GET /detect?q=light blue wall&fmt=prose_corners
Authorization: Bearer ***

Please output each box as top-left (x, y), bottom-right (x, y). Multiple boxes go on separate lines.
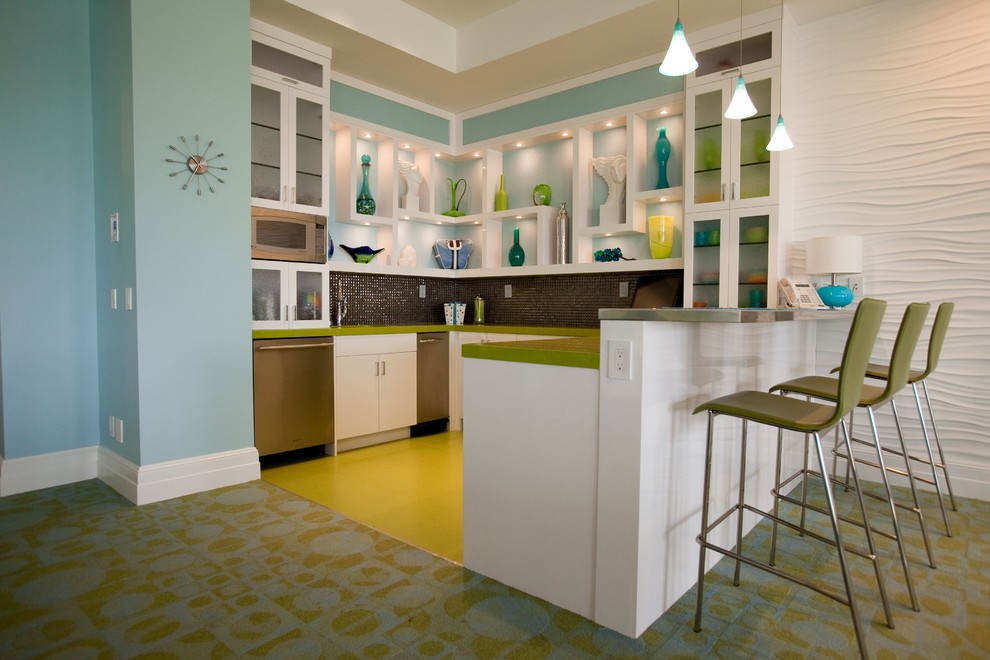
top-left (129, 0), bottom-right (252, 464)
top-left (462, 65), bottom-right (683, 145)
top-left (90, 0), bottom-right (140, 463)
top-left (331, 81), bottom-right (451, 145)
top-left (0, 0), bottom-right (99, 459)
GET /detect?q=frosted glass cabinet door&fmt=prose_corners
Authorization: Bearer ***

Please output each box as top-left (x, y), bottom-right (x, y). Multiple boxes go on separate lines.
top-left (252, 264), bottom-right (287, 329)
top-left (293, 95), bottom-right (324, 209)
top-left (689, 85), bottom-right (729, 209)
top-left (251, 82), bottom-right (285, 206)
top-left (291, 267), bottom-right (326, 325)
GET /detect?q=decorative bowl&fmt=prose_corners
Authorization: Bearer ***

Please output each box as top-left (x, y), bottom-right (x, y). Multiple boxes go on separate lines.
top-left (340, 245), bottom-right (384, 264)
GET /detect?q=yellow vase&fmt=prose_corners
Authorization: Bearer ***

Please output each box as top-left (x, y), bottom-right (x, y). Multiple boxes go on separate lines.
top-left (648, 215), bottom-right (675, 259)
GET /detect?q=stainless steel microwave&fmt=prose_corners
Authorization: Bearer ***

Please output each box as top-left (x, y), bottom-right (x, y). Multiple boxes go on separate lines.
top-left (251, 207), bottom-right (327, 263)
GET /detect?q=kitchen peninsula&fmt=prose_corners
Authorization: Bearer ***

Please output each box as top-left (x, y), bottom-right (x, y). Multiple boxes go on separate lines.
top-left (462, 308), bottom-right (850, 638)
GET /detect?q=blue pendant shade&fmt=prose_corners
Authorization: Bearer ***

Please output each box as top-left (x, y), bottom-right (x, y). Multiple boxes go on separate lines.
top-left (659, 20), bottom-right (698, 76)
top-left (725, 75), bottom-right (757, 119)
top-left (766, 114), bottom-right (794, 151)
top-left (806, 236), bottom-right (863, 308)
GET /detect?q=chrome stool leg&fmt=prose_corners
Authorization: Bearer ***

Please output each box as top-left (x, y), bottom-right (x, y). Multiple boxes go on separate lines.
top-left (916, 380), bottom-right (956, 528)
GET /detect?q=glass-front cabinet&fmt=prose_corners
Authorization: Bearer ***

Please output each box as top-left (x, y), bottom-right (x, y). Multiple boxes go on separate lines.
top-left (252, 260), bottom-right (328, 330)
top-left (250, 22), bottom-right (331, 215)
top-left (686, 70), bottom-right (778, 212)
top-left (684, 207), bottom-right (777, 309)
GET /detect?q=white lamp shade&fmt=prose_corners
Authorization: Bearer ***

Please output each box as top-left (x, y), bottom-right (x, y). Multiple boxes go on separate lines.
top-left (658, 21), bottom-right (698, 76)
top-left (766, 115), bottom-right (794, 151)
top-left (806, 235), bottom-right (863, 275)
top-left (724, 75), bottom-right (757, 119)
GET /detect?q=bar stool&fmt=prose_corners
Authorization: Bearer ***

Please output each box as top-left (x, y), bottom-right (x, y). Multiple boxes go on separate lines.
top-left (693, 298), bottom-right (889, 660)
top-left (862, 302), bottom-right (956, 536)
top-left (770, 302), bottom-right (933, 614)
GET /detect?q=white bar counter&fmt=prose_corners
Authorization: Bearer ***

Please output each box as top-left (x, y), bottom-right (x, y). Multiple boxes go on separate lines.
top-left (462, 308), bottom-right (851, 638)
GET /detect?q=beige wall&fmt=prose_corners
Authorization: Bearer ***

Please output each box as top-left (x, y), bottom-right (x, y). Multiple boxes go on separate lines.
top-left (791, 0), bottom-right (990, 498)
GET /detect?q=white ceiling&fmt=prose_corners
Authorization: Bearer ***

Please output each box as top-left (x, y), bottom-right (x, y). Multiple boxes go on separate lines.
top-left (249, 0), bottom-right (884, 114)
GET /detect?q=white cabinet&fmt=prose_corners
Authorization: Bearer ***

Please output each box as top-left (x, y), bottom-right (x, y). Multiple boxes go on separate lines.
top-left (685, 69), bottom-right (779, 212)
top-left (334, 334), bottom-right (417, 440)
top-left (684, 207), bottom-right (778, 309)
top-left (251, 260), bottom-right (328, 329)
top-left (250, 22), bottom-right (331, 215)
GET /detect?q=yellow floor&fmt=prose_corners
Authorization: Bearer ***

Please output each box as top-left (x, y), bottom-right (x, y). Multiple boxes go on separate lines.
top-left (260, 431), bottom-right (463, 563)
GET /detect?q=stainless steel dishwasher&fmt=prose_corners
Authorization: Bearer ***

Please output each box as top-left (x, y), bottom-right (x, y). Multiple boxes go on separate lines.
top-left (412, 332), bottom-right (449, 436)
top-left (252, 337), bottom-right (334, 456)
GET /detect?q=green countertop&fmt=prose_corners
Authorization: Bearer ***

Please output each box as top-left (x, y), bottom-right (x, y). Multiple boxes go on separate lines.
top-left (252, 325), bottom-right (599, 340)
top-left (461, 337), bottom-right (600, 370)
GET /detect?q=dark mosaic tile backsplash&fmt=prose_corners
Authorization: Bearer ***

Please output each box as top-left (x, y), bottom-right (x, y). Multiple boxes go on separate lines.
top-left (328, 270), bottom-right (683, 328)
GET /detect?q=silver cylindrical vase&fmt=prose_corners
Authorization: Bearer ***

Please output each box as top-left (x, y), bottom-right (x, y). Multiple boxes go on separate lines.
top-left (555, 202), bottom-right (569, 264)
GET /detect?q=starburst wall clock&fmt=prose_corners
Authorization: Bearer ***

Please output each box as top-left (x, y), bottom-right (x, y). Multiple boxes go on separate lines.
top-left (165, 134), bottom-right (228, 194)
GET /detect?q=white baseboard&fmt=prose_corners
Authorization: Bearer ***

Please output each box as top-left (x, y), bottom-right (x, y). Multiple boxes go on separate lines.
top-left (98, 446), bottom-right (261, 505)
top-left (0, 447), bottom-right (99, 496)
top-left (0, 444), bottom-right (260, 505)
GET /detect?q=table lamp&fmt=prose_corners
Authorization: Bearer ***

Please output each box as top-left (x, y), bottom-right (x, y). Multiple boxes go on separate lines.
top-left (805, 235), bottom-right (862, 308)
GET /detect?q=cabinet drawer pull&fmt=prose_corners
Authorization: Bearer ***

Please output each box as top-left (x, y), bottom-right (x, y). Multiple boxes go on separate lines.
top-left (281, 76), bottom-right (299, 85)
top-left (382, 360), bottom-right (386, 376)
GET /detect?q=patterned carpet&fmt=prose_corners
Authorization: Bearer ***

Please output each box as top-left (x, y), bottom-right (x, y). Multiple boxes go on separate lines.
top-left (0, 477), bottom-right (987, 658)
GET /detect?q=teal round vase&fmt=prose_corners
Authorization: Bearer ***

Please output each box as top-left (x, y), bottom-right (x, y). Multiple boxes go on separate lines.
top-left (508, 227), bottom-right (525, 266)
top-left (356, 154), bottom-right (376, 215)
top-left (655, 127), bottom-right (671, 189)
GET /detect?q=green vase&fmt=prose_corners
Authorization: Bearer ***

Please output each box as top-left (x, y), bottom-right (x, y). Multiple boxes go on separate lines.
top-left (356, 154), bottom-right (376, 215)
top-left (508, 226), bottom-right (525, 266)
top-left (494, 174), bottom-right (508, 211)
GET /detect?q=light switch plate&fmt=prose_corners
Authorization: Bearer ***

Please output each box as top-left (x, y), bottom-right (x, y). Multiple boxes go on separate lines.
top-left (110, 212), bottom-right (119, 242)
top-left (419, 284), bottom-right (426, 298)
top-left (505, 284), bottom-right (512, 298)
top-left (619, 281), bottom-right (629, 297)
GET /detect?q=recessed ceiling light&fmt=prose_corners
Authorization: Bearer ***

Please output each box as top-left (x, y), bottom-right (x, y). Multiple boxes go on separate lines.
top-left (363, 222), bottom-right (370, 226)
top-left (604, 233), bottom-right (612, 237)
top-left (660, 109), bottom-right (669, 115)
top-left (473, 152), bottom-right (481, 158)
top-left (402, 144), bottom-right (410, 149)
top-left (516, 142), bottom-right (523, 148)
top-left (363, 132), bottom-right (372, 139)
top-left (435, 152), bottom-right (442, 158)
top-left (606, 121), bottom-right (614, 128)
top-left (436, 221), bottom-right (442, 225)
top-left (659, 197), bottom-right (668, 202)
top-left (561, 131), bottom-right (569, 137)
top-left (474, 221), bottom-right (481, 225)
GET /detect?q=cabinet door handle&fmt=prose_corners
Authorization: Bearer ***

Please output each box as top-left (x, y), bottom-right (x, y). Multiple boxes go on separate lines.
top-left (281, 76), bottom-right (299, 85)
top-left (732, 182), bottom-right (737, 200)
top-left (375, 361), bottom-right (379, 377)
top-left (381, 360), bottom-right (386, 376)
top-left (291, 186), bottom-right (296, 204)
top-left (283, 305), bottom-right (288, 321)
top-left (720, 184), bottom-right (726, 201)
top-left (282, 185), bottom-right (287, 202)
top-left (291, 305), bottom-right (297, 321)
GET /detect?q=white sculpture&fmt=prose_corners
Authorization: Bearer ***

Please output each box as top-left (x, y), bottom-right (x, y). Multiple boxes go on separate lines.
top-left (592, 155), bottom-right (627, 226)
top-left (398, 244), bottom-right (416, 267)
top-left (398, 160), bottom-right (424, 211)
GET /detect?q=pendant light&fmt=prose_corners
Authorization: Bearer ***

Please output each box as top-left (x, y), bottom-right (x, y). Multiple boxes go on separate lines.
top-left (724, 0), bottom-right (757, 119)
top-left (766, 115), bottom-right (794, 151)
top-left (658, 0), bottom-right (698, 76)
top-left (765, 1), bottom-right (794, 150)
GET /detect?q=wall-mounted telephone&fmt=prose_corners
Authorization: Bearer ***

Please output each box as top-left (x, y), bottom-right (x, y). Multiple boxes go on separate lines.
top-left (778, 277), bottom-right (827, 309)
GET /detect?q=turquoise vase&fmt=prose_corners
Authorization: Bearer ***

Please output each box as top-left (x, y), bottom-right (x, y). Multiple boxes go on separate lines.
top-left (655, 127), bottom-right (671, 189)
top-left (508, 227), bottom-right (525, 266)
top-left (356, 154), bottom-right (376, 215)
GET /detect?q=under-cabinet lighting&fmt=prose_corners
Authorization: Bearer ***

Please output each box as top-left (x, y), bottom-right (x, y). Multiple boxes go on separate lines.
top-left (605, 122), bottom-right (614, 128)
top-left (561, 131), bottom-right (569, 137)
top-left (473, 152), bottom-right (481, 158)
top-left (516, 215), bottom-right (523, 219)
top-left (402, 144), bottom-right (410, 149)
top-left (363, 222), bottom-right (370, 226)
top-left (605, 233), bottom-right (613, 237)
top-left (435, 152), bottom-right (442, 158)
top-left (402, 216), bottom-right (410, 220)
top-left (660, 109), bottom-right (669, 115)
top-left (436, 221), bottom-right (442, 225)
top-left (660, 197), bottom-right (668, 202)
top-left (474, 221), bottom-right (481, 225)
top-left (363, 132), bottom-right (372, 139)
top-left (516, 142), bottom-right (523, 148)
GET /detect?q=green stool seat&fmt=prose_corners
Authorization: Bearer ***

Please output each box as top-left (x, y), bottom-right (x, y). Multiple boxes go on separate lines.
top-left (771, 302), bottom-right (933, 615)
top-left (692, 298), bottom-right (889, 660)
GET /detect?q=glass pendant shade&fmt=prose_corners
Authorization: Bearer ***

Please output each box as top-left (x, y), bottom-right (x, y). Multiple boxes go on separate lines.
top-left (658, 21), bottom-right (698, 76)
top-left (766, 114), bottom-right (794, 151)
top-left (724, 75), bottom-right (757, 119)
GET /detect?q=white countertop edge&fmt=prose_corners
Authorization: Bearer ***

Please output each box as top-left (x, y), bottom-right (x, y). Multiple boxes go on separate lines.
top-left (598, 307), bottom-right (855, 323)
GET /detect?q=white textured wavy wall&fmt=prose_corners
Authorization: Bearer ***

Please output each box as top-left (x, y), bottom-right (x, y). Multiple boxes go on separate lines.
top-left (791, 0), bottom-right (990, 499)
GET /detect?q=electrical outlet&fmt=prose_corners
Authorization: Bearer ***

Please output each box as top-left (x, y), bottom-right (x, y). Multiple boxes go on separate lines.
top-left (619, 281), bottom-right (629, 298)
top-left (505, 284), bottom-right (512, 298)
top-left (847, 275), bottom-right (864, 294)
top-left (419, 284), bottom-right (426, 298)
top-left (607, 340), bottom-right (633, 380)
top-left (109, 415), bottom-right (116, 439)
